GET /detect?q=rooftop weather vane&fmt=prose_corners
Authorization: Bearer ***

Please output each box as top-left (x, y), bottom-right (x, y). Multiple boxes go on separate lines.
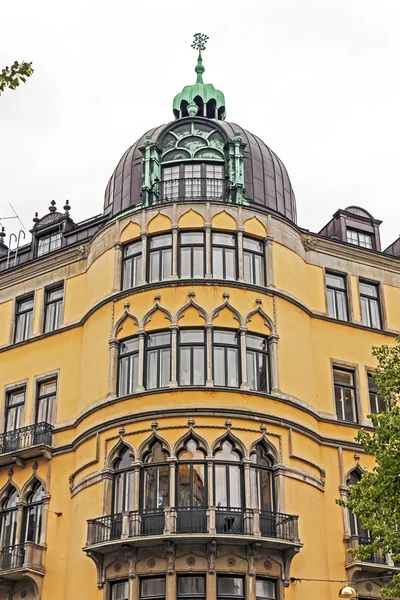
top-left (191, 33), bottom-right (209, 57)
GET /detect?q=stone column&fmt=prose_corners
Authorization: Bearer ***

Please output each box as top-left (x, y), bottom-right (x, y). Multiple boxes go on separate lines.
top-left (136, 330), bottom-right (146, 392)
top-left (206, 456), bottom-right (215, 534)
top-left (205, 224), bottom-right (212, 279)
top-left (108, 338), bottom-right (119, 398)
top-left (113, 241), bottom-right (123, 292)
top-left (169, 325), bottom-right (178, 388)
top-left (264, 235), bottom-right (274, 287)
top-left (171, 225), bottom-right (179, 280)
top-left (243, 458), bottom-right (251, 508)
top-left (237, 227), bottom-right (245, 282)
top-left (205, 324), bottom-right (214, 386)
top-left (133, 462), bottom-right (142, 511)
top-left (168, 457), bottom-right (177, 508)
top-left (269, 333), bottom-right (279, 392)
top-left (139, 230), bottom-right (148, 285)
top-left (239, 327), bottom-right (249, 390)
top-left (15, 501), bottom-right (25, 545)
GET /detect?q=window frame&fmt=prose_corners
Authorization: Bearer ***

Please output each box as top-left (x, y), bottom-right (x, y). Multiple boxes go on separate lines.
top-left (140, 443), bottom-right (170, 511)
top-left (14, 294), bottom-right (34, 343)
top-left (346, 228), bottom-right (373, 249)
top-left (332, 366), bottom-right (358, 423)
top-left (44, 284), bottom-right (64, 333)
top-left (122, 239), bottom-right (142, 290)
top-left (178, 328), bottom-right (206, 386)
top-left (118, 337), bottom-right (140, 396)
top-left (367, 372), bottom-right (386, 414)
top-left (161, 162), bottom-right (225, 201)
top-left (4, 387), bottom-right (26, 433)
top-left (176, 442), bottom-right (208, 509)
top-left (213, 443), bottom-right (244, 509)
top-left (37, 229), bottom-right (62, 257)
top-left (243, 236), bottom-right (265, 286)
top-left (359, 279), bottom-right (382, 329)
top-left (217, 575), bottom-right (245, 600)
top-left (112, 448), bottom-right (135, 515)
top-left (213, 329), bottom-right (240, 388)
top-left (255, 577), bottom-right (277, 600)
top-left (147, 233), bottom-right (173, 283)
top-left (36, 377), bottom-right (57, 425)
top-left (110, 580), bottom-right (129, 600)
top-left (177, 574), bottom-right (206, 600)
top-left (246, 334), bottom-right (270, 393)
top-left (325, 271), bottom-right (349, 321)
top-left (211, 232), bottom-right (238, 281)
top-left (23, 482), bottom-right (44, 544)
top-left (178, 230), bottom-right (206, 279)
top-left (145, 331), bottom-right (172, 390)
top-left (139, 576), bottom-right (166, 600)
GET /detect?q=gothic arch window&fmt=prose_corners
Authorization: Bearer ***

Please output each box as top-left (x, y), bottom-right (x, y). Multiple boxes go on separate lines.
top-left (347, 470), bottom-right (369, 538)
top-left (213, 439), bottom-right (244, 533)
top-left (113, 447), bottom-right (135, 515)
top-left (0, 487), bottom-right (18, 550)
top-left (176, 439), bottom-right (207, 533)
top-left (250, 444), bottom-right (275, 512)
top-left (24, 482), bottom-right (44, 544)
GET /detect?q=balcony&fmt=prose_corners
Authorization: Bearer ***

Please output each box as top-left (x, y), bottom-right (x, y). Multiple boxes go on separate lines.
top-left (345, 535), bottom-right (400, 577)
top-left (85, 506), bottom-right (300, 553)
top-left (150, 178), bottom-right (228, 205)
top-left (0, 542), bottom-right (45, 579)
top-left (0, 422), bottom-right (53, 466)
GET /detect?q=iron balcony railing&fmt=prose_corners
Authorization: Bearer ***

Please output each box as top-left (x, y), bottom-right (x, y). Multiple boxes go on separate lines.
top-left (359, 536), bottom-right (387, 565)
top-left (176, 507), bottom-right (207, 534)
top-left (0, 422), bottom-right (53, 455)
top-left (152, 177), bottom-right (228, 204)
top-left (87, 507), bottom-right (299, 545)
top-left (0, 544), bottom-right (25, 570)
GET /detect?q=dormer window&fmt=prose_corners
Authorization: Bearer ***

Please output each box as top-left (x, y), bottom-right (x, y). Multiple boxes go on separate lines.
top-left (161, 164), bottom-right (224, 201)
top-left (346, 229), bottom-right (373, 249)
top-left (37, 231), bottom-right (62, 256)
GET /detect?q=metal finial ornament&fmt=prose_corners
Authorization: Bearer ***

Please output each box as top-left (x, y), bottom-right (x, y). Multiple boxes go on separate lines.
top-left (191, 33), bottom-right (209, 57)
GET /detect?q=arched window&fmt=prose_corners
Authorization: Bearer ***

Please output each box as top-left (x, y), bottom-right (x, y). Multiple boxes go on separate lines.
top-left (176, 439), bottom-right (207, 533)
top-left (141, 442), bottom-right (169, 535)
top-left (0, 488), bottom-right (18, 550)
top-left (214, 440), bottom-right (243, 534)
top-left (347, 471), bottom-right (369, 538)
top-left (250, 444), bottom-right (274, 512)
top-left (24, 482), bottom-right (44, 544)
top-left (113, 447), bottom-right (134, 514)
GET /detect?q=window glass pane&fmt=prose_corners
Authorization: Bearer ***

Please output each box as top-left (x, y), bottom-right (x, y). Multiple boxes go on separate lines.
top-left (146, 350), bottom-right (158, 389)
top-left (47, 287), bottom-right (63, 301)
top-left (150, 235), bottom-right (172, 249)
top-left (247, 352), bottom-right (257, 391)
top-left (212, 248), bottom-right (224, 279)
top-left (193, 464), bottom-right (206, 506)
top-left (193, 347), bottom-right (205, 385)
top-left (180, 247), bottom-right (191, 278)
top-left (213, 233), bottom-right (235, 247)
top-left (243, 237), bottom-right (263, 252)
top-left (19, 297), bottom-right (34, 312)
top-left (229, 465), bottom-right (242, 507)
top-left (214, 347), bottom-right (225, 386)
top-left (246, 335), bottom-right (265, 350)
top-left (178, 576), bottom-right (205, 595)
top-left (360, 282), bottom-right (378, 297)
top-left (162, 248), bottom-right (172, 280)
top-left (344, 388), bottom-right (356, 421)
top-left (224, 249), bottom-right (236, 280)
top-left (178, 465), bottom-right (190, 506)
top-left (368, 373), bottom-right (378, 394)
top-left (215, 465), bottom-right (227, 507)
top-left (226, 348), bottom-right (238, 387)
top-left (158, 465), bottom-right (169, 507)
top-left (326, 273), bottom-right (345, 289)
top-left (360, 296), bottom-right (370, 326)
top-left (181, 232), bottom-right (203, 245)
top-left (336, 291), bottom-right (348, 321)
top-left (217, 578), bottom-right (244, 596)
top-left (148, 332), bottom-right (170, 347)
top-left (143, 467), bottom-right (155, 508)
top-left (180, 331), bottom-right (204, 344)
top-left (253, 254), bottom-right (264, 286)
top-left (243, 252), bottom-right (253, 283)
top-left (39, 380), bottom-right (57, 395)
top-left (193, 247), bottom-right (204, 278)
top-left (149, 252), bottom-right (160, 283)
top-left (179, 347), bottom-right (191, 385)
top-left (256, 579), bottom-right (276, 600)
top-left (111, 581), bottom-right (129, 600)
top-left (121, 338), bottom-right (139, 355)
top-left (369, 299), bottom-right (381, 328)
top-left (119, 357), bottom-right (129, 396)
top-left (333, 369), bottom-right (353, 386)
top-left (141, 578), bottom-right (166, 598)
top-left (214, 331), bottom-right (237, 345)
top-left (159, 349), bottom-right (170, 387)
top-left (125, 241), bottom-right (142, 257)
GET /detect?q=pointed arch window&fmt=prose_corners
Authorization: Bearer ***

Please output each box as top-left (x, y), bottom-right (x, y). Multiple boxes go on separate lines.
top-left (214, 440), bottom-right (243, 533)
top-left (250, 444), bottom-right (275, 512)
top-left (0, 488), bottom-right (18, 552)
top-left (347, 471), bottom-right (369, 538)
top-left (177, 439), bottom-right (207, 533)
top-left (113, 447), bottom-right (135, 514)
top-left (24, 482), bottom-right (44, 544)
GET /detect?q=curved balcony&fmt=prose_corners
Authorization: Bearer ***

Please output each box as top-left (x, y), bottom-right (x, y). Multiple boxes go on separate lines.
top-left (345, 535), bottom-right (400, 578)
top-left (85, 506), bottom-right (300, 553)
top-left (0, 542), bottom-right (45, 579)
top-left (0, 422), bottom-right (53, 466)
top-left (149, 177), bottom-right (229, 205)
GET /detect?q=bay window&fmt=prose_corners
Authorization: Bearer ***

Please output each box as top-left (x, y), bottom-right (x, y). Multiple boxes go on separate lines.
top-left (161, 163), bottom-right (224, 201)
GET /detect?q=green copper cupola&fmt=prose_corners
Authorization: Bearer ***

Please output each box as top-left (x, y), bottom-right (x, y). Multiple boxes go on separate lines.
top-left (173, 33), bottom-right (226, 120)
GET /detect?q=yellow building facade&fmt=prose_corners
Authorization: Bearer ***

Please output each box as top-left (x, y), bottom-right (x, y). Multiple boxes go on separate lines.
top-left (0, 45), bottom-right (399, 600)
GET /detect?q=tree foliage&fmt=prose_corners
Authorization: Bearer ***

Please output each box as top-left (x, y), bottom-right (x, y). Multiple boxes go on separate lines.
top-left (0, 61), bottom-right (34, 95)
top-left (338, 338), bottom-right (400, 597)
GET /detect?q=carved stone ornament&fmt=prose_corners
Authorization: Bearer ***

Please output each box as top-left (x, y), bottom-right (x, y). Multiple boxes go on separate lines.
top-left (164, 541), bottom-right (175, 575)
top-left (186, 555), bottom-right (196, 566)
top-left (301, 234), bottom-right (318, 252)
top-left (208, 540), bottom-right (217, 574)
top-left (227, 557), bottom-right (236, 568)
top-left (77, 244), bottom-right (89, 258)
top-left (365, 583), bottom-right (373, 592)
top-left (147, 558), bottom-right (156, 568)
top-left (114, 562), bottom-right (122, 572)
top-left (264, 560), bottom-right (272, 570)
top-left (21, 591), bottom-right (27, 599)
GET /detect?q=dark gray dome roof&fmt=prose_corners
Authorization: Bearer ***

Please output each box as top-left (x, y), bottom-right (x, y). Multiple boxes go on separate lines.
top-left (104, 118), bottom-right (297, 223)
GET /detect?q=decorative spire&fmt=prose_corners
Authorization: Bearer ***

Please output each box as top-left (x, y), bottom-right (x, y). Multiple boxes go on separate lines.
top-left (173, 34), bottom-right (226, 121)
top-left (48, 200), bottom-right (57, 213)
top-left (63, 199), bottom-right (71, 215)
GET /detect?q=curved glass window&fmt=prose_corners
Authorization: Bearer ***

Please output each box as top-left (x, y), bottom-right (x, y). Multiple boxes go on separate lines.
top-left (119, 338), bottom-right (139, 396)
top-left (148, 235), bottom-right (172, 283)
top-left (141, 442), bottom-right (169, 511)
top-left (113, 447), bottom-right (134, 514)
top-left (146, 332), bottom-right (171, 390)
top-left (179, 232), bottom-right (205, 279)
top-left (24, 482), bottom-right (44, 544)
top-left (179, 330), bottom-right (206, 386)
top-left (162, 164), bottom-right (224, 201)
top-left (123, 240), bottom-right (142, 290)
top-left (243, 237), bottom-right (265, 286)
top-left (0, 488), bottom-right (18, 549)
top-left (214, 441), bottom-right (242, 509)
top-left (246, 335), bottom-right (270, 392)
top-left (212, 233), bottom-right (237, 280)
top-left (249, 444), bottom-right (274, 511)
top-left (213, 330), bottom-right (239, 388)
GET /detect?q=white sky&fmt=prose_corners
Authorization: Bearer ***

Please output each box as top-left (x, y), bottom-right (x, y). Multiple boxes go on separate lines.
top-left (1, 0), bottom-right (399, 249)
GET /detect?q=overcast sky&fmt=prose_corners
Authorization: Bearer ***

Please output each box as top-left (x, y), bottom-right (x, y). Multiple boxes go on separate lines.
top-left (1, 0), bottom-right (399, 249)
